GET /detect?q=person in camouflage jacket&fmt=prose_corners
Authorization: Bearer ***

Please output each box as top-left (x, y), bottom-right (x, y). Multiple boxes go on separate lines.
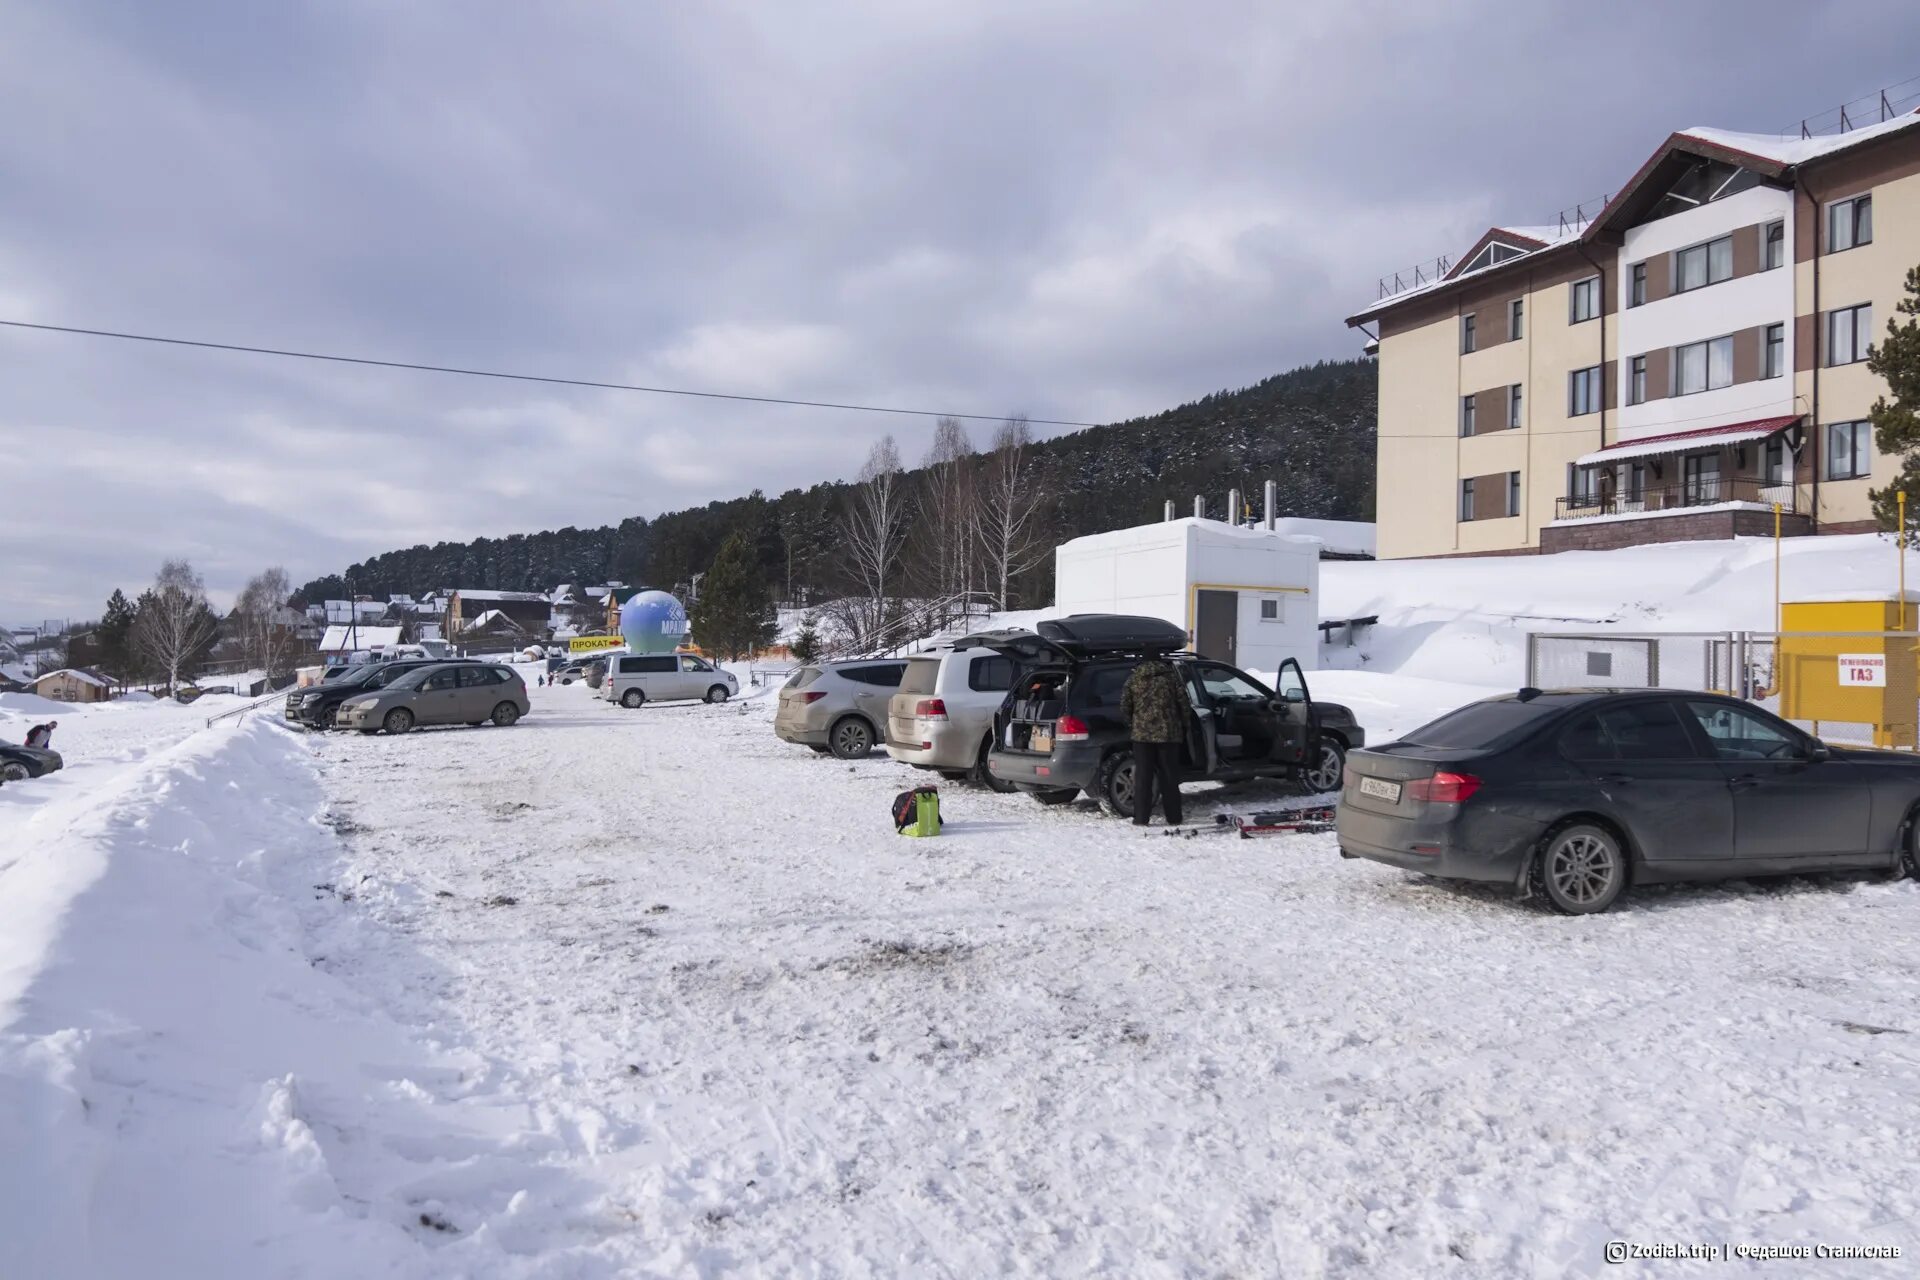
top-left (1121, 658), bottom-right (1188, 825)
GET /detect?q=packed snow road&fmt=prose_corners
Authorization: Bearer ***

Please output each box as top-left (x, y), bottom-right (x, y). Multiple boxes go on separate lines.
top-left (5, 676), bottom-right (1919, 1277)
top-left (296, 679), bottom-right (1920, 1276)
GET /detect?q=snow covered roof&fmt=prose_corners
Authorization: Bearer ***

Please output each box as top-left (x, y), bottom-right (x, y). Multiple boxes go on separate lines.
top-left (1676, 111), bottom-right (1920, 168)
top-left (33, 667), bottom-right (110, 688)
top-left (1351, 109), bottom-right (1920, 326)
top-left (1268, 518), bottom-right (1378, 558)
top-left (1574, 416), bottom-right (1799, 467)
top-left (1785, 589), bottom-right (1920, 604)
top-left (465, 609), bottom-right (528, 632)
top-left (453, 589), bottom-right (549, 603)
top-left (1059, 516), bottom-right (1325, 556)
top-left (318, 624), bottom-right (403, 652)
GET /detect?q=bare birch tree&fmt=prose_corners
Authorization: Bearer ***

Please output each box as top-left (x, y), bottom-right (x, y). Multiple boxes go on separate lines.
top-left (978, 416), bottom-right (1045, 609)
top-left (914, 417), bottom-right (976, 603)
top-left (234, 566), bottom-right (297, 684)
top-left (838, 435), bottom-right (911, 647)
top-left (131, 559), bottom-right (219, 692)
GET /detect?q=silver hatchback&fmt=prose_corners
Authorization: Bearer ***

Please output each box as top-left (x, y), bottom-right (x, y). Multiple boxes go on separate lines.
top-left (774, 660), bottom-right (908, 758)
top-left (337, 663), bottom-right (530, 734)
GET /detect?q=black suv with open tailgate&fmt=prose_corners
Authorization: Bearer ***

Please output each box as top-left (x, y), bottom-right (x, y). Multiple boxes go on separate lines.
top-left (972, 615), bottom-right (1364, 815)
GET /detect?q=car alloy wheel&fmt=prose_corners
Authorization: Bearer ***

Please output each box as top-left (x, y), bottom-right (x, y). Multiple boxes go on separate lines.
top-left (491, 702), bottom-right (520, 727)
top-left (1302, 741), bottom-right (1346, 794)
top-left (0, 762), bottom-right (29, 782)
top-left (1540, 823), bottom-right (1626, 915)
top-left (705, 685), bottom-right (730, 704)
top-left (382, 708), bottom-right (415, 736)
top-left (621, 689), bottom-right (645, 709)
top-left (830, 717), bottom-right (873, 759)
top-left (1097, 753), bottom-right (1136, 818)
top-left (317, 704), bottom-right (339, 731)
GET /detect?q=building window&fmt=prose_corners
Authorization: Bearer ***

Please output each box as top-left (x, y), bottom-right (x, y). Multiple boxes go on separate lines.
top-left (1764, 323), bottom-right (1784, 379)
top-left (1675, 336), bottom-right (1734, 395)
top-left (1630, 263), bottom-right (1647, 307)
top-left (1508, 383), bottom-right (1523, 429)
top-left (1459, 477), bottom-right (1475, 522)
top-left (1629, 355), bottom-right (1647, 405)
top-left (1259, 598), bottom-right (1282, 622)
top-left (1507, 471), bottom-right (1522, 518)
top-left (1569, 276), bottom-right (1600, 323)
top-left (1510, 297), bottom-right (1524, 341)
top-left (1569, 365), bottom-right (1603, 416)
top-left (1763, 220), bottom-right (1785, 270)
top-left (1764, 436), bottom-right (1790, 486)
top-left (1461, 313), bottom-right (1477, 354)
top-left (1827, 303), bottom-right (1872, 366)
top-left (1828, 195), bottom-right (1872, 252)
top-left (1460, 395), bottom-right (1476, 437)
top-left (1827, 420), bottom-right (1870, 480)
top-left (1675, 236), bottom-right (1733, 292)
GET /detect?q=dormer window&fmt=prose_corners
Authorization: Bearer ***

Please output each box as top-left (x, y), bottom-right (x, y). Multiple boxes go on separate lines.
top-left (1460, 240), bottom-right (1531, 274)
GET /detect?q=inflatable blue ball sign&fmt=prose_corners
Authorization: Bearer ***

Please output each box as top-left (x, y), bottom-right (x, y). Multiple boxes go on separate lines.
top-left (619, 590), bottom-right (689, 654)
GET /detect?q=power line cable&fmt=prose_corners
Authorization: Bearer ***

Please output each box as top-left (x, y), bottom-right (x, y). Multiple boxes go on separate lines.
top-left (0, 318), bottom-right (1105, 429)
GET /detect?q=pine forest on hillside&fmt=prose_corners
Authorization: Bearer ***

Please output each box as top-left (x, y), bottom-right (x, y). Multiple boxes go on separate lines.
top-left (293, 358), bottom-right (1377, 615)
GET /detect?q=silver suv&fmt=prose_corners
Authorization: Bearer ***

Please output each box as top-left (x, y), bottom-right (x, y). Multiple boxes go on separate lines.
top-left (885, 644), bottom-right (1018, 788)
top-left (774, 659), bottom-right (908, 758)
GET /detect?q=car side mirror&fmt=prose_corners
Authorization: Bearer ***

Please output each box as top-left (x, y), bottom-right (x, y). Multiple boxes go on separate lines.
top-left (1806, 740), bottom-right (1831, 763)
top-left (1282, 687), bottom-right (1308, 704)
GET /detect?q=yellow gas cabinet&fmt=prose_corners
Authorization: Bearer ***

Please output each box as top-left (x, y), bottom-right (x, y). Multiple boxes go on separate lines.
top-left (1778, 596), bottom-right (1917, 748)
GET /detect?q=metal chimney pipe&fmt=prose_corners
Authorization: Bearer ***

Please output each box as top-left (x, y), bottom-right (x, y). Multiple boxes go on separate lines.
top-left (1163, 499), bottom-right (1175, 522)
top-left (1264, 479), bottom-right (1277, 531)
top-left (1193, 494), bottom-right (1206, 520)
top-left (1227, 488), bottom-right (1241, 527)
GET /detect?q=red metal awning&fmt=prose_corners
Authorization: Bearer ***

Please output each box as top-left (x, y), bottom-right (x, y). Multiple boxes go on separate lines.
top-left (1575, 415), bottom-right (1800, 468)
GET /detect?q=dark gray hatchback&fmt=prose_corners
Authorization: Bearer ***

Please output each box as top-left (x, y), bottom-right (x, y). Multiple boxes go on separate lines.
top-left (1337, 688), bottom-right (1920, 913)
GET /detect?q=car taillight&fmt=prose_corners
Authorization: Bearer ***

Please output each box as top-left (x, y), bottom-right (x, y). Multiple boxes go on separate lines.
top-left (1054, 715), bottom-right (1091, 742)
top-left (915, 698), bottom-right (948, 722)
top-left (1409, 771), bottom-right (1481, 804)
top-left (803, 691), bottom-right (828, 704)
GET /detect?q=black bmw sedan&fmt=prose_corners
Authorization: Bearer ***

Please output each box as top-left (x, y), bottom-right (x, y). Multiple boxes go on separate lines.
top-left (1337, 688), bottom-right (1920, 914)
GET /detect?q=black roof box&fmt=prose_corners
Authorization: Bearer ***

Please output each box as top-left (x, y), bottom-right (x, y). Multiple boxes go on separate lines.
top-left (1036, 614), bottom-right (1188, 657)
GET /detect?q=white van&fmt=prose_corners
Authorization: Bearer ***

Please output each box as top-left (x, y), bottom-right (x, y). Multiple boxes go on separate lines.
top-left (603, 653), bottom-right (739, 708)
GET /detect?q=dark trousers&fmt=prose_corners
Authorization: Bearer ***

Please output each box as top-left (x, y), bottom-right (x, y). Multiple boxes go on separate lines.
top-left (1132, 740), bottom-right (1183, 825)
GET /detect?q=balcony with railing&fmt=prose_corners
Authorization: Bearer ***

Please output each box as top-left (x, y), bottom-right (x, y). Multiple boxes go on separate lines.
top-left (1554, 476), bottom-right (1798, 522)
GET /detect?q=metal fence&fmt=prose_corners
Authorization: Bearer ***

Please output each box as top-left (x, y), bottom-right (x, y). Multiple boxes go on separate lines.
top-left (1527, 630), bottom-right (1911, 747)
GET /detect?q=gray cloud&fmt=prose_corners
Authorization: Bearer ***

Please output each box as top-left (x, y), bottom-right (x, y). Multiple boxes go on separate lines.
top-left (2, 0), bottom-right (1915, 618)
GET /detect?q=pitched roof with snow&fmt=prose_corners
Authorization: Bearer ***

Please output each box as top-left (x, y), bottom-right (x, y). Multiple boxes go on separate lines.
top-left (1350, 108), bottom-right (1920, 326)
top-left (34, 667), bottom-right (111, 688)
top-left (452, 589), bottom-right (550, 603)
top-left (318, 624), bottom-right (404, 652)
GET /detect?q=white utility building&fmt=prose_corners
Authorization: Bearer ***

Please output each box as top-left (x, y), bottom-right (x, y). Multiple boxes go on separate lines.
top-left (1053, 517), bottom-right (1322, 672)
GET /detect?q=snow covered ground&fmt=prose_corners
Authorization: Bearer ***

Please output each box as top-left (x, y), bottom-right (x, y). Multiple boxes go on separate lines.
top-left (5, 536), bottom-right (1920, 1276)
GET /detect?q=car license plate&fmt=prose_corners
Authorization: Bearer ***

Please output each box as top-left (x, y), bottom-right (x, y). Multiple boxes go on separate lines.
top-left (1358, 776), bottom-right (1401, 803)
top-left (1031, 730), bottom-right (1053, 753)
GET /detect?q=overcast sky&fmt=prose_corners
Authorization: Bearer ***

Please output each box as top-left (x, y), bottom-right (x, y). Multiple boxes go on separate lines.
top-left (3, 1), bottom-right (1916, 622)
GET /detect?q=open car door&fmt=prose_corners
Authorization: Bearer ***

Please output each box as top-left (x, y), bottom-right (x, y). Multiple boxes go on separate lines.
top-left (1268, 658), bottom-right (1322, 769)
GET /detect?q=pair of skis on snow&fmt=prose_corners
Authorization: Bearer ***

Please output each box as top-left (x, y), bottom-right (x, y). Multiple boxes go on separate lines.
top-left (1159, 803), bottom-right (1337, 839)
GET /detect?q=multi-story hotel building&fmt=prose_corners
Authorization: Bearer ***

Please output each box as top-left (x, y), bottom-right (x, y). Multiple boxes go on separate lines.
top-left (1347, 111), bottom-right (1920, 559)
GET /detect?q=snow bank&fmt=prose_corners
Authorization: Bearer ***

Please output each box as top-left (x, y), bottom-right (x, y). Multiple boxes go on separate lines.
top-left (0, 690), bottom-right (67, 716)
top-left (1318, 532), bottom-right (1920, 692)
top-left (0, 717), bottom-right (560, 1278)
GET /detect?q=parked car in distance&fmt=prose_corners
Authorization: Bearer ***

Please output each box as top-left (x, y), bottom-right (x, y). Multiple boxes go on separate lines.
top-left (336, 663), bottom-right (529, 735)
top-left (285, 657), bottom-right (481, 729)
top-left (775, 659), bottom-right (910, 758)
top-left (601, 653), bottom-right (739, 707)
top-left (886, 641), bottom-right (1020, 789)
top-left (976, 615), bottom-right (1364, 814)
top-left (1, 740), bottom-right (63, 781)
top-left (1337, 687), bottom-right (1920, 914)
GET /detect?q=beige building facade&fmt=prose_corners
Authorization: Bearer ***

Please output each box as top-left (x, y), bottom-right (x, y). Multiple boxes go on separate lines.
top-left (1350, 112), bottom-right (1920, 559)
